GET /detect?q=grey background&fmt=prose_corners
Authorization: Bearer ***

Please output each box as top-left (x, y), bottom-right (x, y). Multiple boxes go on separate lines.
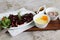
top-left (0, 0), bottom-right (60, 40)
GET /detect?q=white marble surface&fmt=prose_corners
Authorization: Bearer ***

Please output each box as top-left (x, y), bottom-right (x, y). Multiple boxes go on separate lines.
top-left (0, 0), bottom-right (60, 40)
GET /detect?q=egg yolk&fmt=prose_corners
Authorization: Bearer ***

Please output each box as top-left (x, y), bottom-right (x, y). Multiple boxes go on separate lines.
top-left (41, 16), bottom-right (48, 21)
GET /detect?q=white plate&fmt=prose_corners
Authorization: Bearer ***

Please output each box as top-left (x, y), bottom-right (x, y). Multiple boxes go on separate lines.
top-left (8, 22), bottom-right (35, 36)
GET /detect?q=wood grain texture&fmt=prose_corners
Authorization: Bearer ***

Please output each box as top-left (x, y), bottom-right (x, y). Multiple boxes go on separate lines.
top-left (26, 20), bottom-right (60, 31)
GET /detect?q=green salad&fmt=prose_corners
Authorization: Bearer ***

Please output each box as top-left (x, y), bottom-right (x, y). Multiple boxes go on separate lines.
top-left (0, 17), bottom-right (11, 29)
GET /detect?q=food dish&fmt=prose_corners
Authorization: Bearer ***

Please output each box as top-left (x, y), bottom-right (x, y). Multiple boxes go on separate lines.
top-left (0, 7), bottom-right (60, 36)
top-left (8, 13), bottom-right (33, 27)
top-left (38, 5), bottom-right (46, 13)
top-left (46, 7), bottom-right (60, 20)
top-left (0, 8), bottom-right (36, 30)
top-left (33, 13), bottom-right (50, 28)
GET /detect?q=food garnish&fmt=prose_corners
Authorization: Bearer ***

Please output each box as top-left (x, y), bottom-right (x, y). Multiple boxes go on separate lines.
top-left (0, 17), bottom-right (11, 29)
top-left (18, 12), bottom-right (22, 20)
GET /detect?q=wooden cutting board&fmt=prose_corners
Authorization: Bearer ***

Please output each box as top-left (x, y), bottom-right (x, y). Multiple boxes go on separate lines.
top-left (26, 19), bottom-right (60, 31)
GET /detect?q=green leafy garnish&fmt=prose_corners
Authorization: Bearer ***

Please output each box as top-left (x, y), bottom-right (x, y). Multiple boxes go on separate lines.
top-left (0, 17), bottom-right (11, 29)
top-left (18, 12), bottom-right (22, 20)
